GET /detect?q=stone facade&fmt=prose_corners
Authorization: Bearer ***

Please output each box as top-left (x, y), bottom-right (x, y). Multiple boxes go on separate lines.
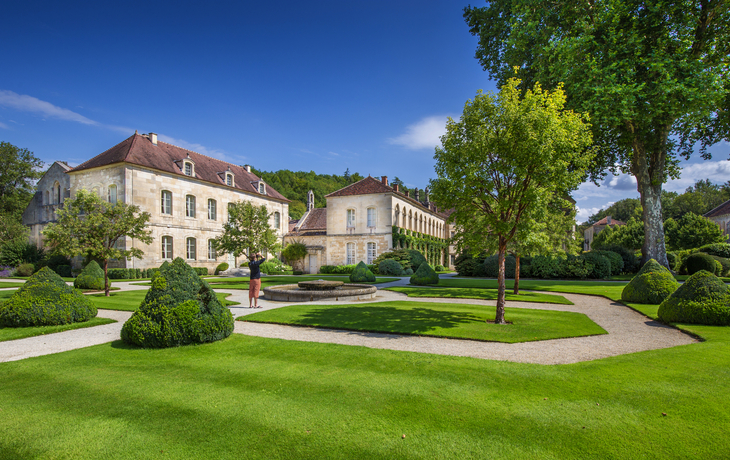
top-left (704, 200), bottom-right (730, 241)
top-left (583, 216), bottom-right (625, 251)
top-left (22, 161), bottom-right (72, 249)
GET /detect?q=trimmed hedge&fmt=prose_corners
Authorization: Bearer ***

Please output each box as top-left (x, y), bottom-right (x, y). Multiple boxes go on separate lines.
top-left (582, 252), bottom-right (611, 279)
top-left (686, 252), bottom-right (718, 276)
top-left (349, 261), bottom-right (376, 283)
top-left (531, 255), bottom-right (564, 279)
top-left (321, 264), bottom-right (378, 275)
top-left (406, 249), bottom-right (427, 272)
top-left (74, 261), bottom-right (104, 290)
top-left (621, 259), bottom-right (679, 305)
top-left (658, 270), bottom-right (730, 325)
top-left (410, 263), bottom-right (439, 285)
top-left (404, 268), bottom-right (414, 275)
top-left (591, 250), bottom-right (624, 275)
top-left (121, 258), bottom-right (233, 348)
top-left (15, 263), bottom-right (34, 277)
top-left (215, 262), bottom-right (229, 275)
top-left (379, 259), bottom-right (404, 276)
top-left (0, 267), bottom-right (97, 327)
top-left (372, 250), bottom-right (412, 272)
top-left (600, 244), bottom-right (640, 274)
top-left (698, 243), bottom-right (730, 259)
top-left (712, 256), bottom-right (730, 277)
top-left (483, 255), bottom-right (517, 279)
top-left (55, 264), bottom-right (72, 278)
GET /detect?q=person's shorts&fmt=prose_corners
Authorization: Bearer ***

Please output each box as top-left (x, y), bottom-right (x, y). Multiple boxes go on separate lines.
top-left (249, 278), bottom-right (261, 298)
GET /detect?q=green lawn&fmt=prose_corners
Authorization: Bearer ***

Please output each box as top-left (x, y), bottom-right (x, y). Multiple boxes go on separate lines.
top-left (0, 328), bottom-right (728, 459)
top-left (243, 300), bottom-right (605, 343)
top-left (439, 278), bottom-right (628, 302)
top-left (385, 286), bottom-right (573, 304)
top-left (88, 290), bottom-right (239, 311)
top-left (203, 275), bottom-right (400, 289)
top-left (0, 282), bottom-right (26, 289)
top-left (0, 317), bottom-right (117, 342)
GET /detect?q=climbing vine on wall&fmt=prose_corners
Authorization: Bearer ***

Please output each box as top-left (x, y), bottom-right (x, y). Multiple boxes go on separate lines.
top-left (392, 226), bottom-right (448, 265)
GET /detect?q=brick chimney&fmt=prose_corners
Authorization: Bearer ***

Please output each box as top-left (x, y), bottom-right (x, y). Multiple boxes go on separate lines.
top-left (149, 132), bottom-right (158, 145)
top-left (381, 176), bottom-right (388, 186)
top-left (405, 190), bottom-right (410, 198)
top-left (393, 184), bottom-right (399, 193)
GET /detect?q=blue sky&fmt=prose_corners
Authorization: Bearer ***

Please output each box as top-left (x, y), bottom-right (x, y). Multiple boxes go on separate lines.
top-left (1, 0), bottom-right (728, 223)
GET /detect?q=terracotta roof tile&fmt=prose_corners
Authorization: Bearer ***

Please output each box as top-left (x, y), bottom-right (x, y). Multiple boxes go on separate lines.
top-left (70, 133), bottom-right (289, 202)
top-left (299, 208), bottom-right (327, 230)
top-left (705, 199), bottom-right (730, 218)
top-left (592, 216), bottom-right (626, 227)
top-left (325, 176), bottom-right (393, 197)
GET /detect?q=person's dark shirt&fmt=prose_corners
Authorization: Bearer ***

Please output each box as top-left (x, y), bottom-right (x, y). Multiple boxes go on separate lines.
top-left (249, 258), bottom-right (264, 280)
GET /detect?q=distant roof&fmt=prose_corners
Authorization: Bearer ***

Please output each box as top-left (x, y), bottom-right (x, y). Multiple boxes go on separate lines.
top-left (70, 133), bottom-right (289, 202)
top-left (55, 161), bottom-right (72, 172)
top-left (326, 176), bottom-right (449, 217)
top-left (299, 208), bottom-right (327, 230)
top-left (592, 216), bottom-right (626, 227)
top-left (705, 199), bottom-right (730, 218)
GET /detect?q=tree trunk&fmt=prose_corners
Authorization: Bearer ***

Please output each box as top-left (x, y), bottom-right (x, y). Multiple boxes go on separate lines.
top-left (639, 182), bottom-right (670, 268)
top-left (513, 253), bottom-right (520, 295)
top-left (103, 259), bottom-right (110, 297)
top-left (495, 236), bottom-right (507, 324)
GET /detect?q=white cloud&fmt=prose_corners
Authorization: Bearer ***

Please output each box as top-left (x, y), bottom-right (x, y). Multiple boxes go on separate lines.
top-left (575, 200), bottom-right (616, 223)
top-left (664, 160), bottom-right (730, 192)
top-left (157, 134), bottom-right (231, 161)
top-left (0, 121), bottom-right (9, 130)
top-left (0, 90), bottom-right (131, 134)
top-left (388, 115), bottom-right (450, 150)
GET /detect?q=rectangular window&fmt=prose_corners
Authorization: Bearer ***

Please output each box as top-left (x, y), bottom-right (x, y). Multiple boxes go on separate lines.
top-left (226, 174), bottom-right (233, 186)
top-left (186, 195), bottom-right (196, 218)
top-left (108, 185), bottom-right (117, 204)
top-left (208, 199), bottom-right (217, 220)
top-left (274, 212), bottom-right (280, 230)
top-left (367, 242), bottom-right (376, 264)
top-left (208, 240), bottom-right (217, 260)
top-left (162, 236), bottom-right (173, 259)
top-left (347, 209), bottom-right (355, 228)
top-left (161, 191), bottom-right (172, 215)
top-left (184, 163), bottom-right (193, 176)
top-left (367, 208), bottom-right (375, 227)
top-left (187, 238), bottom-right (196, 260)
top-left (450, 255), bottom-right (455, 266)
top-left (346, 243), bottom-right (355, 265)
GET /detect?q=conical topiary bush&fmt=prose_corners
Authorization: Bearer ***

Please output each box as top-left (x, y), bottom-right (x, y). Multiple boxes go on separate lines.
top-left (658, 270), bottom-right (730, 325)
top-left (74, 260), bottom-right (105, 290)
top-left (410, 262), bottom-right (439, 285)
top-left (349, 261), bottom-right (375, 282)
top-left (0, 267), bottom-right (97, 327)
top-left (121, 257), bottom-right (234, 348)
top-left (621, 259), bottom-right (679, 304)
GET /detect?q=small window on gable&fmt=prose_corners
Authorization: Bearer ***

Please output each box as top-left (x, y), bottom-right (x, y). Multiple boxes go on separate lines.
top-left (184, 162), bottom-right (193, 176)
top-left (258, 181), bottom-right (266, 195)
top-left (226, 174), bottom-right (233, 187)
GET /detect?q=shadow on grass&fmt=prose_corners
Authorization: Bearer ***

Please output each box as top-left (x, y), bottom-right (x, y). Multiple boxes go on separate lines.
top-left (291, 305), bottom-right (485, 335)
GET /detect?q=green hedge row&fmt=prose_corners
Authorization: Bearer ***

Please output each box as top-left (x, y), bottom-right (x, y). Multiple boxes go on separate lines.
top-left (320, 264), bottom-right (379, 275)
top-left (107, 267), bottom-right (209, 279)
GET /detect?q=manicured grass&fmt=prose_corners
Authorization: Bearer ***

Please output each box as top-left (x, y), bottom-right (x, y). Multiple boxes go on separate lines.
top-left (439, 278), bottom-right (628, 302)
top-left (243, 300), bottom-right (605, 342)
top-left (1, 330), bottom-right (729, 459)
top-left (0, 290), bottom-right (18, 302)
top-left (0, 282), bottom-right (26, 289)
top-left (0, 317), bottom-right (117, 342)
top-left (88, 290), bottom-right (239, 311)
top-left (203, 275), bottom-right (400, 289)
top-left (385, 286), bottom-right (573, 304)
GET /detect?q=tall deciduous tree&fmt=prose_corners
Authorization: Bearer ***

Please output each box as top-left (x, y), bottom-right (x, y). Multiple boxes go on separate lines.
top-left (0, 142), bottom-right (43, 219)
top-left (430, 78), bottom-right (593, 324)
top-left (43, 190), bottom-right (153, 296)
top-left (213, 201), bottom-right (280, 262)
top-left (664, 212), bottom-right (726, 250)
top-left (465, 0), bottom-right (730, 268)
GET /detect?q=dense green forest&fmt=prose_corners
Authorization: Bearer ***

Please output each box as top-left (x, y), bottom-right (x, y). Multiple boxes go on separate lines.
top-left (252, 168), bottom-right (418, 219)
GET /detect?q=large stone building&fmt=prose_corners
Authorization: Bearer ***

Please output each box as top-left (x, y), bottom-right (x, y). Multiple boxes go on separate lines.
top-left (286, 176), bottom-right (454, 273)
top-left (583, 215), bottom-right (625, 251)
top-left (26, 132), bottom-right (290, 271)
top-left (22, 161), bottom-right (72, 248)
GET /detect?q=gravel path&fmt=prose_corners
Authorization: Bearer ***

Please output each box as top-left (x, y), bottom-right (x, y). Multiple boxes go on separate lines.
top-left (0, 276), bottom-right (699, 364)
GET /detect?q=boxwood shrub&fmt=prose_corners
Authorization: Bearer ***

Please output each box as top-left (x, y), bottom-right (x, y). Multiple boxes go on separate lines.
top-left (698, 243), bottom-right (730, 258)
top-left (712, 256), bottom-right (730, 277)
top-left (658, 270), bottom-right (730, 325)
top-left (0, 267), bottom-right (97, 327)
top-left (621, 259), bottom-right (679, 304)
top-left (483, 255), bottom-right (517, 279)
top-left (121, 258), bottom-right (233, 348)
top-left (349, 261), bottom-right (376, 282)
top-left (406, 249), bottom-right (427, 272)
top-left (410, 263), bottom-right (439, 285)
top-left (582, 252), bottom-right (611, 279)
top-left (14, 263), bottom-right (34, 277)
top-left (214, 262), bottom-right (229, 275)
top-left (686, 252), bottom-right (718, 275)
top-left (530, 255), bottom-right (564, 279)
top-left (73, 261), bottom-right (104, 290)
top-left (601, 244), bottom-right (640, 274)
top-left (590, 250), bottom-right (624, 275)
top-left (54, 264), bottom-right (72, 278)
top-left (379, 259), bottom-right (404, 276)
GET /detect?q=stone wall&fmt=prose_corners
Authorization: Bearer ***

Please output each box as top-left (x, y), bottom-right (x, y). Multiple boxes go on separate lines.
top-left (22, 162), bottom-right (71, 249)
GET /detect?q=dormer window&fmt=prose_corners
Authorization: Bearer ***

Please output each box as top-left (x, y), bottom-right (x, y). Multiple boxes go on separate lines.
top-left (184, 162), bottom-right (193, 176)
top-left (255, 180), bottom-right (266, 195)
top-left (176, 154), bottom-right (195, 177)
top-left (226, 174), bottom-right (233, 186)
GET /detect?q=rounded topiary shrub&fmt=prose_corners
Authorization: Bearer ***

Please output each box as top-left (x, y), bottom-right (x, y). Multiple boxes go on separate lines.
top-left (215, 262), bottom-right (229, 275)
top-left (621, 259), bottom-right (679, 304)
top-left (591, 250), bottom-right (624, 275)
top-left (698, 243), bottom-right (730, 259)
top-left (349, 261), bottom-right (376, 283)
top-left (74, 260), bottom-right (105, 290)
top-left (686, 252), bottom-right (718, 276)
top-left (406, 249), bottom-right (427, 272)
top-left (0, 267), bottom-right (97, 327)
top-left (601, 244), bottom-right (640, 274)
top-left (14, 263), bottom-right (34, 277)
top-left (121, 257), bottom-right (234, 348)
top-left (410, 263), bottom-right (439, 286)
top-left (582, 252), bottom-right (612, 279)
top-left (658, 270), bottom-right (730, 325)
top-left (378, 259), bottom-right (404, 276)
top-left (483, 254), bottom-right (516, 279)
top-left (404, 268), bottom-right (414, 276)
top-left (530, 255), bottom-right (564, 279)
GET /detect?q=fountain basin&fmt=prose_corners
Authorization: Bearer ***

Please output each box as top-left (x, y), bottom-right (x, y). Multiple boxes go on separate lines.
top-left (297, 280), bottom-right (344, 291)
top-left (263, 283), bottom-right (377, 302)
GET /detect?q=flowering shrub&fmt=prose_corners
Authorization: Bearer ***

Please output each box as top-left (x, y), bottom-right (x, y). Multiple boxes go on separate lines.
top-left (0, 266), bottom-right (12, 278)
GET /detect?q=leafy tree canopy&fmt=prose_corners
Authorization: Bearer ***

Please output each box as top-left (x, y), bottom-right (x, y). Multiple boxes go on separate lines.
top-left (213, 201), bottom-right (280, 261)
top-left (465, 0), bottom-right (730, 267)
top-left (664, 212), bottom-right (726, 251)
top-left (42, 189), bottom-right (153, 296)
top-left (0, 141), bottom-right (43, 220)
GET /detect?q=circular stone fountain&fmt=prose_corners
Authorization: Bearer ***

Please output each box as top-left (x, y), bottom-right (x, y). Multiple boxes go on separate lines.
top-left (263, 280), bottom-right (377, 302)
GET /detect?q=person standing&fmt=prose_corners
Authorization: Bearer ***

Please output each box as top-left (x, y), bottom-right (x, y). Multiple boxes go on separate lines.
top-left (248, 252), bottom-right (265, 308)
